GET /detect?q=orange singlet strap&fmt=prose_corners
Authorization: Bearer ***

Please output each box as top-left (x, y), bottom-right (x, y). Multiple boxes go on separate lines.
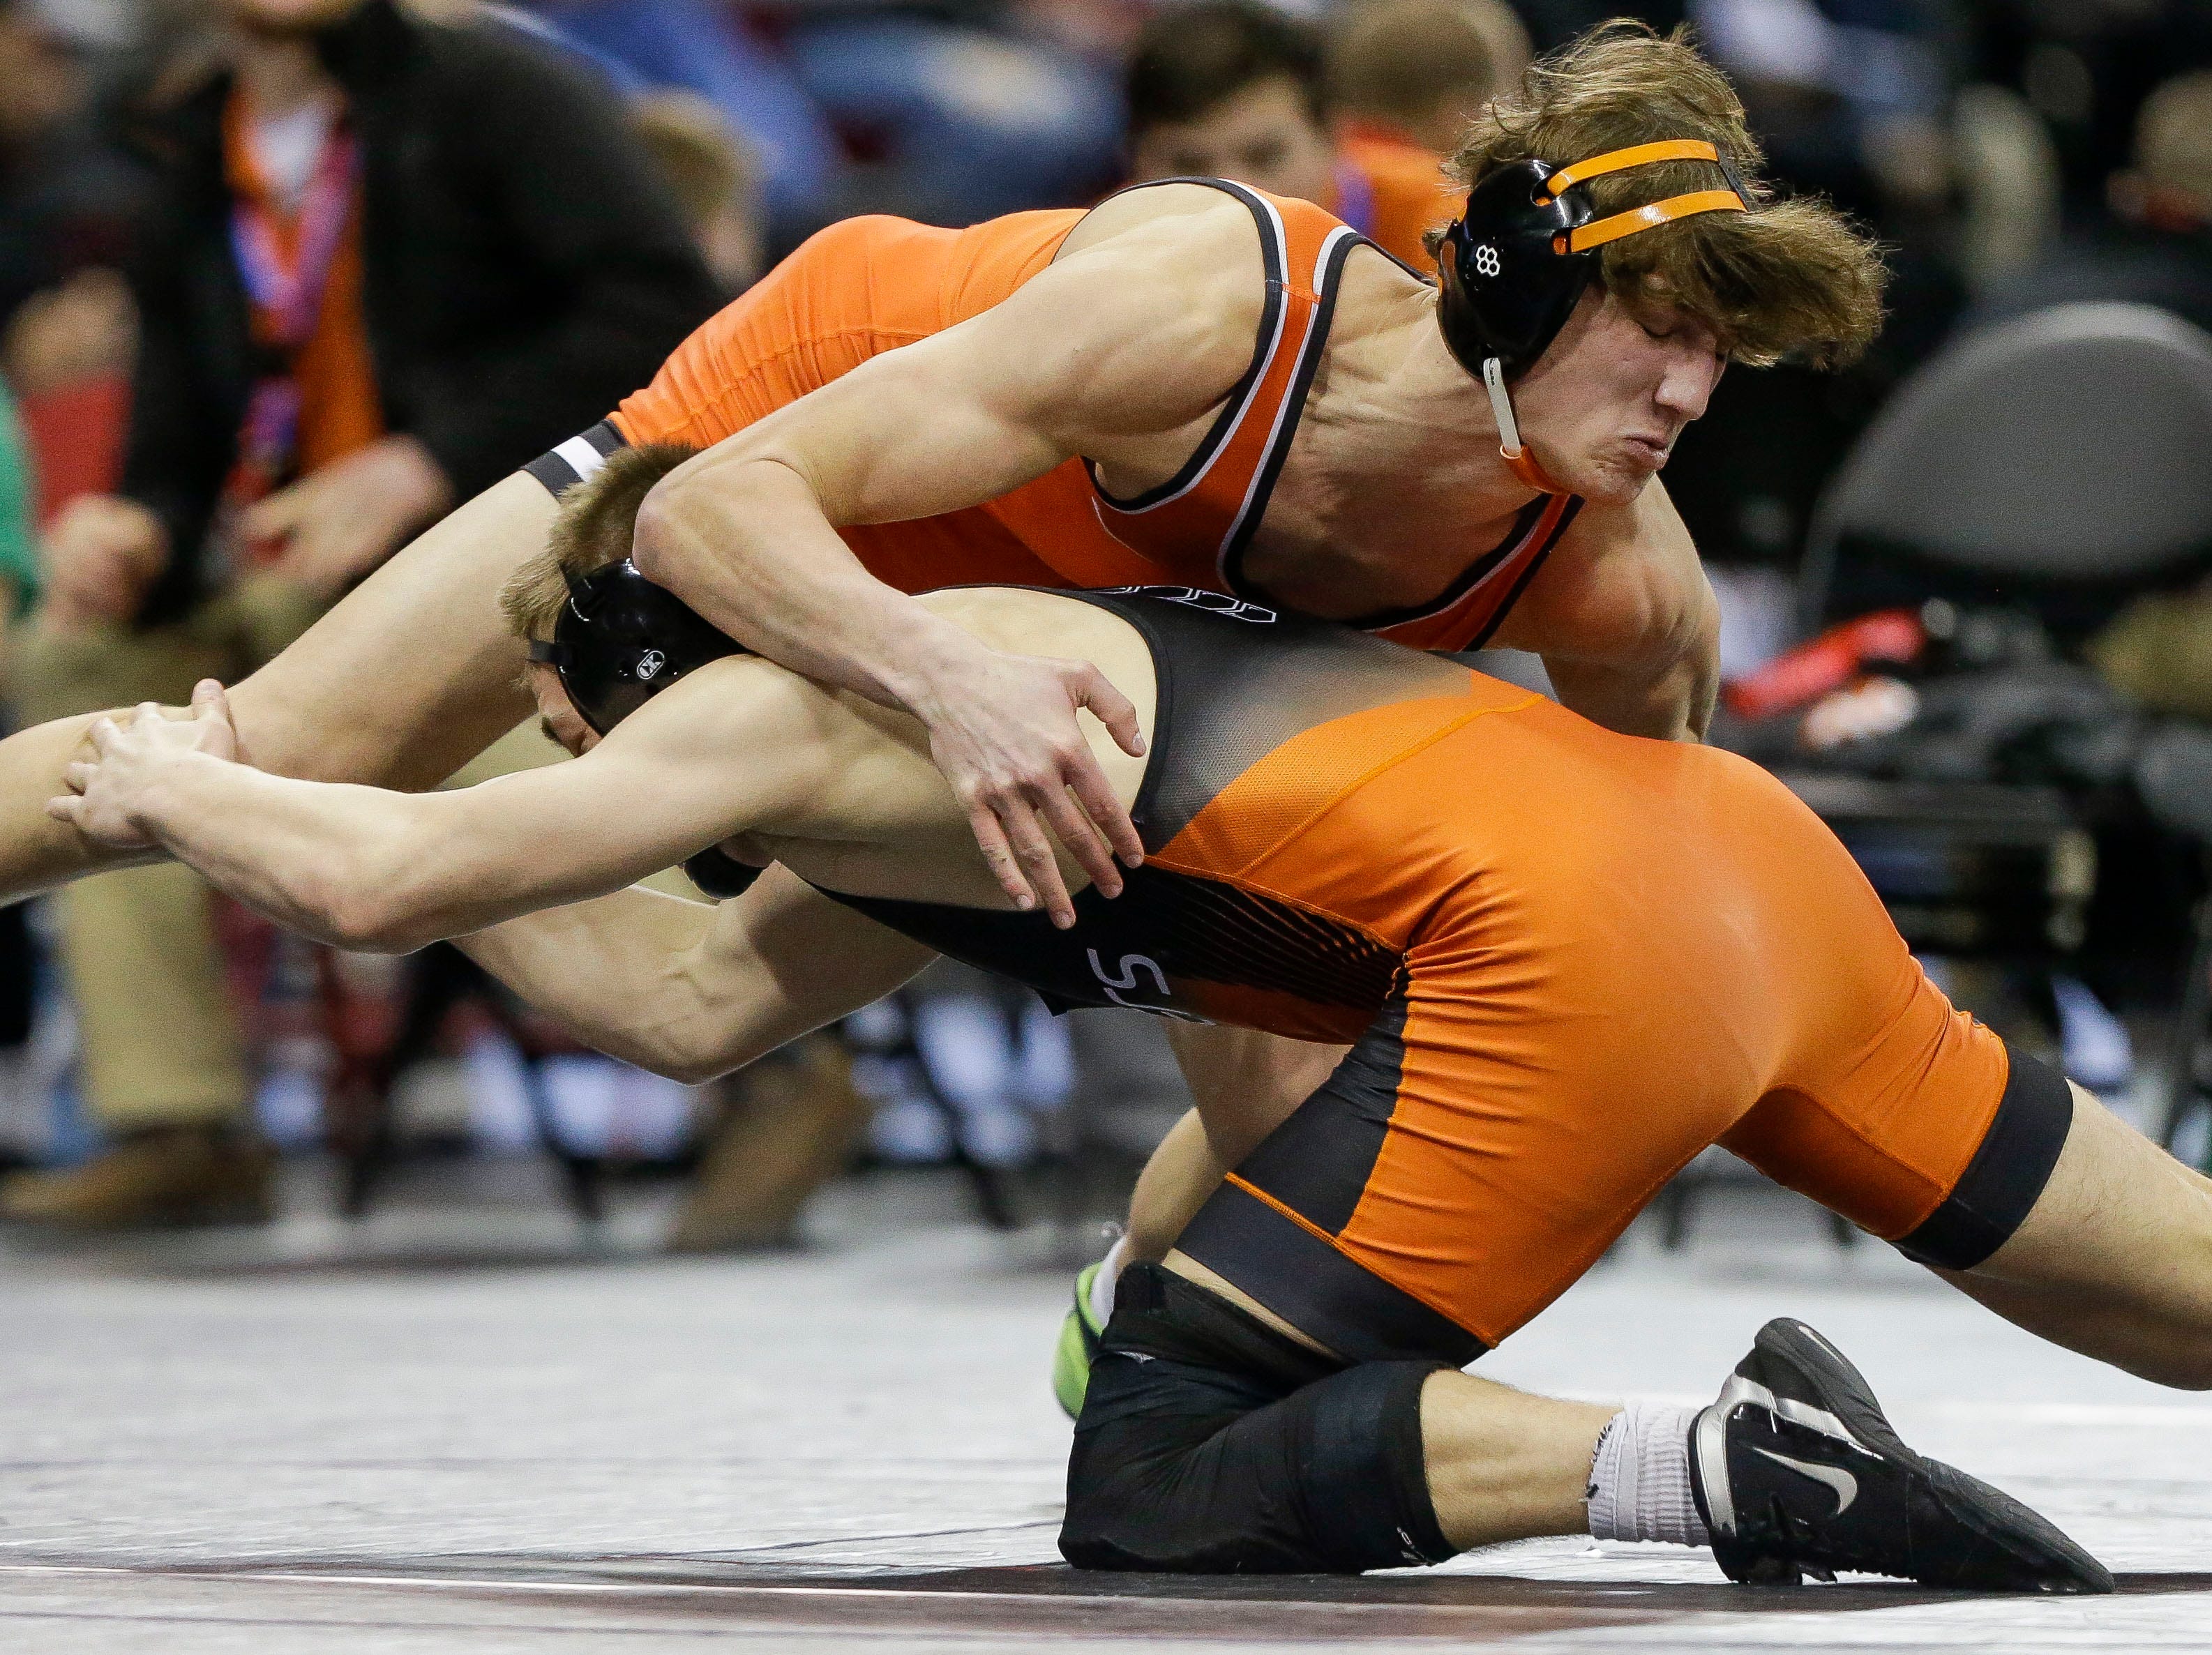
top-left (1562, 189), bottom-right (1747, 252)
top-left (1536, 139), bottom-right (1725, 200)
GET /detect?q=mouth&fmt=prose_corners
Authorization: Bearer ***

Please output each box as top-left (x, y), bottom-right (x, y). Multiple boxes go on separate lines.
top-left (1621, 435), bottom-right (1672, 470)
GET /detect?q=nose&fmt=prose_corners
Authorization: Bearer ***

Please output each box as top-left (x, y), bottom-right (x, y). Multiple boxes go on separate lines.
top-left (1655, 343), bottom-right (1724, 425)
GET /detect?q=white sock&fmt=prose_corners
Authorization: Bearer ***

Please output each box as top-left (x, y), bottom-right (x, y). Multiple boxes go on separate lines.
top-left (1087, 1234), bottom-right (1130, 1326)
top-left (1586, 1400), bottom-right (1711, 1547)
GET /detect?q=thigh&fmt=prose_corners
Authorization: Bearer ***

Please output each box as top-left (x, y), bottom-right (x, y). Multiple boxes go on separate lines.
top-left (1947, 1083), bottom-right (2212, 1390)
top-left (1166, 1021), bottom-right (1347, 1165)
top-left (224, 471), bottom-right (549, 792)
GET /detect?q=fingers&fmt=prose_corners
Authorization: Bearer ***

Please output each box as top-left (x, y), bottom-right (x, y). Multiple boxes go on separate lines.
top-left (63, 760), bottom-right (93, 794)
top-left (88, 716), bottom-right (118, 755)
top-left (964, 803), bottom-right (1039, 914)
top-left (995, 795), bottom-right (1077, 929)
top-left (1064, 748), bottom-right (1145, 872)
top-left (1034, 779), bottom-right (1123, 902)
top-left (1072, 665), bottom-right (1148, 760)
top-left (44, 794), bottom-right (85, 828)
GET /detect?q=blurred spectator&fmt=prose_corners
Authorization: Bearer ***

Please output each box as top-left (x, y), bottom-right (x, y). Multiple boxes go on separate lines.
top-left (1327, 0), bottom-right (1521, 156)
top-left (0, 0), bottom-right (716, 1233)
top-left (0, 0), bottom-right (142, 339)
top-left (1124, 0), bottom-right (1454, 267)
top-left (783, 9), bottom-right (1122, 226)
top-left (630, 88), bottom-right (765, 293)
top-left (522, 0), bottom-right (840, 244)
top-left (1966, 70), bottom-right (2212, 340)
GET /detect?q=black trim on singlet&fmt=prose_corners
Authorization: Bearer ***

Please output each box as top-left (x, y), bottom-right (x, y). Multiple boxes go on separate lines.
top-left (1083, 179), bottom-right (1287, 514)
top-left (820, 861), bottom-right (1399, 1022)
top-left (522, 420), bottom-right (626, 497)
top-left (1219, 227), bottom-right (1363, 600)
top-left (1068, 586), bottom-right (1469, 848)
top-left (1180, 1191), bottom-right (1487, 1368)
top-left (801, 587), bottom-right (1466, 1024)
top-left (1177, 977), bottom-right (1491, 1366)
top-left (1234, 978), bottom-right (1410, 1232)
top-left (1895, 1043), bottom-right (2074, 1271)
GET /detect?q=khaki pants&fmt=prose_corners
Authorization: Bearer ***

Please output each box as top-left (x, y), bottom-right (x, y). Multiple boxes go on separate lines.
top-left (10, 577), bottom-right (325, 1131)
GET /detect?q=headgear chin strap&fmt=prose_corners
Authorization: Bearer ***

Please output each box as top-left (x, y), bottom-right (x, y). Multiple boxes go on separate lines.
top-left (527, 558), bottom-right (744, 736)
top-left (1436, 138), bottom-right (1749, 494)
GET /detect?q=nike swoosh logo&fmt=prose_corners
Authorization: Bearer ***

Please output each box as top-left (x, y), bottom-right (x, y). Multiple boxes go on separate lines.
top-left (1752, 1446), bottom-right (1858, 1515)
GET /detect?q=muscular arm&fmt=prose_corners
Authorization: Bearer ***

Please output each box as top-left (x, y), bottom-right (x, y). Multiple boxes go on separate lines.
top-left (70, 656), bottom-right (868, 953)
top-left (633, 191), bottom-right (1256, 715)
top-left (1493, 479), bottom-right (1720, 741)
top-left (631, 190), bottom-right (1263, 921)
top-left (458, 868), bottom-right (934, 1084)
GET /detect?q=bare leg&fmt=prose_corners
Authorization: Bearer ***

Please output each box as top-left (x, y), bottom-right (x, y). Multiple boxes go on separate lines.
top-left (0, 475), bottom-right (552, 901)
top-left (1120, 1025), bottom-right (1348, 1264)
top-left (1947, 1081), bottom-right (2212, 1389)
top-left (1421, 1372), bottom-right (1616, 1550)
top-left (1124, 1110), bottom-right (1226, 1263)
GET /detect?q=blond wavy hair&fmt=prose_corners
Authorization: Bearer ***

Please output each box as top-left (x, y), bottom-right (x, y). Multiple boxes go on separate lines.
top-left (1431, 22), bottom-right (1886, 367)
top-left (499, 444), bottom-right (698, 642)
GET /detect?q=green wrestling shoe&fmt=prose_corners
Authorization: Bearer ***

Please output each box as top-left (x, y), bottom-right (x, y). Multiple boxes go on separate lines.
top-left (1053, 1260), bottom-right (1108, 1419)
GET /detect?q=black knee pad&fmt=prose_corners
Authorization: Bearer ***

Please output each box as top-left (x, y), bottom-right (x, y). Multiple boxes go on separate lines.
top-left (1062, 1265), bottom-right (1456, 1573)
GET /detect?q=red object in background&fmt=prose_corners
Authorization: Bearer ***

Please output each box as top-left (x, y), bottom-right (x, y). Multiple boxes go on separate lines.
top-left (17, 371), bottom-right (129, 522)
top-left (1724, 608), bottom-right (1927, 721)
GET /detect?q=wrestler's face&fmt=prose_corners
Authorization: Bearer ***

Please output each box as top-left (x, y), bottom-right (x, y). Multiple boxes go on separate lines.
top-left (527, 662), bottom-right (599, 758)
top-left (1507, 285), bottom-right (1726, 506)
top-left (1129, 77), bottom-right (1337, 206)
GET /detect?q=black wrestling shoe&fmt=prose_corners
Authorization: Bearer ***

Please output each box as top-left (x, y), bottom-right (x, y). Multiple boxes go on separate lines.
top-left (1687, 1317), bottom-right (2112, 1594)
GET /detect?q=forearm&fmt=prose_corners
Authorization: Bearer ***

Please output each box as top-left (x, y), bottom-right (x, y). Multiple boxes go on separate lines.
top-left (632, 452), bottom-right (992, 715)
top-left (123, 755), bottom-right (430, 949)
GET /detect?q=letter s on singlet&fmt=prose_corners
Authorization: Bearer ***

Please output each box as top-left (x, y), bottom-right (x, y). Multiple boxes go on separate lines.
top-left (1085, 948), bottom-right (1208, 1022)
top-left (1088, 948), bottom-right (1169, 1008)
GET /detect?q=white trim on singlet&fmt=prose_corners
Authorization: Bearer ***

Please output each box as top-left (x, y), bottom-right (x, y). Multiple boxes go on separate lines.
top-left (552, 434), bottom-right (610, 482)
top-left (1095, 183), bottom-right (1293, 518)
top-left (1214, 223), bottom-right (1360, 582)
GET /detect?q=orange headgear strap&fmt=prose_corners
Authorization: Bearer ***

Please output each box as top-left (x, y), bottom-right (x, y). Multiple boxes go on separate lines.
top-left (1560, 189), bottom-right (1747, 252)
top-left (1532, 139), bottom-right (1749, 254)
top-left (1535, 139), bottom-right (1729, 201)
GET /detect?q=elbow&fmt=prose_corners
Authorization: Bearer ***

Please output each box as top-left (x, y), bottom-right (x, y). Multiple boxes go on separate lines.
top-left (313, 858), bottom-right (447, 955)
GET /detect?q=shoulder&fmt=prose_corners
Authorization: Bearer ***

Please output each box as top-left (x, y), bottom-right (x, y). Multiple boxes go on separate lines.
top-left (1000, 187), bottom-right (1270, 402)
top-left (1055, 181), bottom-right (1273, 276)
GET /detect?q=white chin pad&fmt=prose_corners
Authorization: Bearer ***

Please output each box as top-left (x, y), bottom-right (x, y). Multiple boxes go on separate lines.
top-left (1481, 356), bottom-right (1525, 458)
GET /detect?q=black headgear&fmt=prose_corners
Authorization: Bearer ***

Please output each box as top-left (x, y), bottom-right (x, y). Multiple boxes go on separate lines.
top-left (1434, 140), bottom-right (1748, 491)
top-left (527, 558), bottom-right (743, 736)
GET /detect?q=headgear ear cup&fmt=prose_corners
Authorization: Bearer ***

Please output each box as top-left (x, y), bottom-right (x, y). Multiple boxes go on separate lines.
top-left (1434, 139), bottom-right (1750, 492)
top-left (528, 559), bottom-right (745, 734)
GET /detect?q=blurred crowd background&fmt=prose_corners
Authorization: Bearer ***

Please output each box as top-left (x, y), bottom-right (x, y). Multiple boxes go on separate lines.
top-left (1, 0), bottom-right (2211, 1253)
